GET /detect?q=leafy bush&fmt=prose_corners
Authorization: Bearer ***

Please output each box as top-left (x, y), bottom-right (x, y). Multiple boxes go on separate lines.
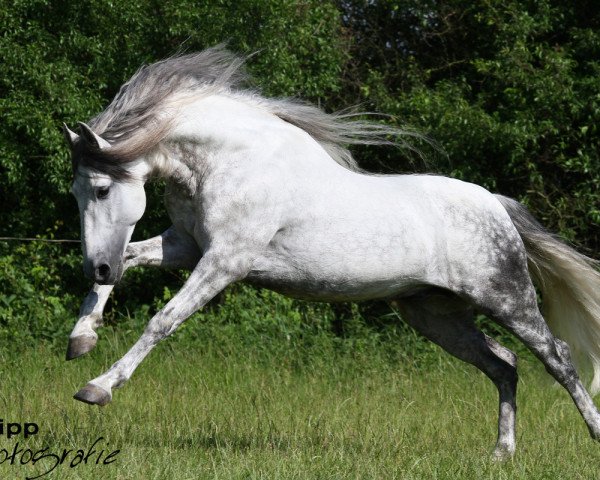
top-left (0, 1), bottom-right (598, 351)
top-left (0, 238), bottom-right (82, 348)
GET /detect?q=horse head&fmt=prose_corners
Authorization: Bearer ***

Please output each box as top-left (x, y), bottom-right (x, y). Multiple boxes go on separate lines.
top-left (63, 123), bottom-right (148, 285)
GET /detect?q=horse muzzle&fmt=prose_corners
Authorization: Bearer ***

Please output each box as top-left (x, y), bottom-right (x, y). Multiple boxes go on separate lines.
top-left (84, 258), bottom-right (123, 285)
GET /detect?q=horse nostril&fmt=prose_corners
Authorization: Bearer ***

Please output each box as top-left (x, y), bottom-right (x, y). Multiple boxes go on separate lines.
top-left (97, 264), bottom-right (111, 280)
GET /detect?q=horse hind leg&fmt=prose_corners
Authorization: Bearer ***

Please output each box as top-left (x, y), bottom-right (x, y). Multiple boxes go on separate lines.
top-left (393, 290), bottom-right (519, 459)
top-left (483, 282), bottom-right (600, 441)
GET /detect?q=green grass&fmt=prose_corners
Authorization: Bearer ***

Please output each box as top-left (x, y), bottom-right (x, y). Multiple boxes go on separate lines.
top-left (1, 324), bottom-right (600, 480)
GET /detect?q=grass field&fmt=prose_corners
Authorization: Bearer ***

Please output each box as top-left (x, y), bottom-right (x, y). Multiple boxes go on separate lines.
top-left (2, 313), bottom-right (600, 480)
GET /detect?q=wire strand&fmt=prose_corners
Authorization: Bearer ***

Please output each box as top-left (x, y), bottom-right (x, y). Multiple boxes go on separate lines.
top-left (0, 237), bottom-right (80, 244)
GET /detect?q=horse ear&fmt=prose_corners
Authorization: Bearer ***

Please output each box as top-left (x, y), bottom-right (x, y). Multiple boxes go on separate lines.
top-left (77, 122), bottom-right (111, 151)
top-left (62, 123), bottom-right (79, 149)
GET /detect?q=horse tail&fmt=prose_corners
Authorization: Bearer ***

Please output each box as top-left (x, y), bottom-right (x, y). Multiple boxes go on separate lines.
top-left (496, 194), bottom-right (600, 394)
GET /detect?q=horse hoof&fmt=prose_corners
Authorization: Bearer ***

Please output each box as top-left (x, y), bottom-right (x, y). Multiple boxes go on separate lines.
top-left (491, 447), bottom-right (514, 462)
top-left (66, 335), bottom-right (97, 360)
top-left (73, 384), bottom-right (112, 406)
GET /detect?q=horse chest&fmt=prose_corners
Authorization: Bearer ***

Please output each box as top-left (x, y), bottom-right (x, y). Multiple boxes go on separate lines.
top-left (164, 184), bottom-right (201, 239)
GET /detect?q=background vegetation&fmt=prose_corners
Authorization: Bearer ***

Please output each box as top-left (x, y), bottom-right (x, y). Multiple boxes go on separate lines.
top-left (0, 2), bottom-right (599, 476)
top-left (1, 0), bottom-right (599, 347)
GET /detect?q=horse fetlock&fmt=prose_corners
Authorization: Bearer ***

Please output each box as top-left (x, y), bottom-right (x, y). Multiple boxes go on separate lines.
top-left (584, 415), bottom-right (600, 441)
top-left (112, 373), bottom-right (129, 389)
top-left (66, 334), bottom-right (98, 360)
top-left (73, 314), bottom-right (104, 335)
top-left (84, 312), bottom-right (104, 329)
top-left (491, 446), bottom-right (515, 462)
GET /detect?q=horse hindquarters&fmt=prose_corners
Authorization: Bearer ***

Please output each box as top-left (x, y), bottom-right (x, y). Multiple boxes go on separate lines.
top-left (394, 291), bottom-right (518, 458)
top-left (402, 192), bottom-right (600, 453)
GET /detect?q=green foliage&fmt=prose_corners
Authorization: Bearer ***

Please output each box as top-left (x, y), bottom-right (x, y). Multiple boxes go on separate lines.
top-left (0, 1), bottom-right (599, 348)
top-left (0, 238), bottom-right (83, 346)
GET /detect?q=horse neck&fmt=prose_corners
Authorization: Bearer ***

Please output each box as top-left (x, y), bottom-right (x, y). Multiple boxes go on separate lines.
top-left (155, 93), bottom-right (334, 176)
top-left (143, 92), bottom-right (349, 194)
top-left (170, 94), bottom-right (287, 153)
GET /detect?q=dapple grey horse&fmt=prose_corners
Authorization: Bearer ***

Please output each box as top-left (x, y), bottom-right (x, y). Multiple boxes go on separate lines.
top-left (63, 46), bottom-right (600, 459)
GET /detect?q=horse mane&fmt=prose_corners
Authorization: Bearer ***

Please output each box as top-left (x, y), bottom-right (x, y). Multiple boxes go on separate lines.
top-left (74, 45), bottom-right (421, 179)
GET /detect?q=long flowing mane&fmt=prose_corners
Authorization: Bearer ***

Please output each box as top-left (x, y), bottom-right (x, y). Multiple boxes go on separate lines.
top-left (74, 45), bottom-right (420, 178)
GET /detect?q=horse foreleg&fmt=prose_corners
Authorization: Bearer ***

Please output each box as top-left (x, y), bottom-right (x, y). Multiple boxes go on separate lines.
top-left (67, 283), bottom-right (114, 360)
top-left (72, 250), bottom-right (245, 406)
top-left (67, 226), bottom-right (200, 360)
top-left (393, 291), bottom-right (518, 460)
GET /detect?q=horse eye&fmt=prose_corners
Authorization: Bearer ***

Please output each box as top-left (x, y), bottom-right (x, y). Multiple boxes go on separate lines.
top-left (97, 187), bottom-right (110, 199)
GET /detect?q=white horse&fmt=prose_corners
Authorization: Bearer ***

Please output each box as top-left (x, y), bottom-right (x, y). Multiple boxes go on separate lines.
top-left (63, 46), bottom-right (600, 459)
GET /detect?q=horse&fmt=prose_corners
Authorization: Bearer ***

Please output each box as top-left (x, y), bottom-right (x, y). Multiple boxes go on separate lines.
top-left (62, 46), bottom-right (600, 459)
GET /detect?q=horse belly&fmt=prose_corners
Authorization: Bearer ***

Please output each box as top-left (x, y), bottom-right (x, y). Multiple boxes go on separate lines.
top-left (247, 223), bottom-right (439, 301)
top-left (245, 273), bottom-right (429, 302)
